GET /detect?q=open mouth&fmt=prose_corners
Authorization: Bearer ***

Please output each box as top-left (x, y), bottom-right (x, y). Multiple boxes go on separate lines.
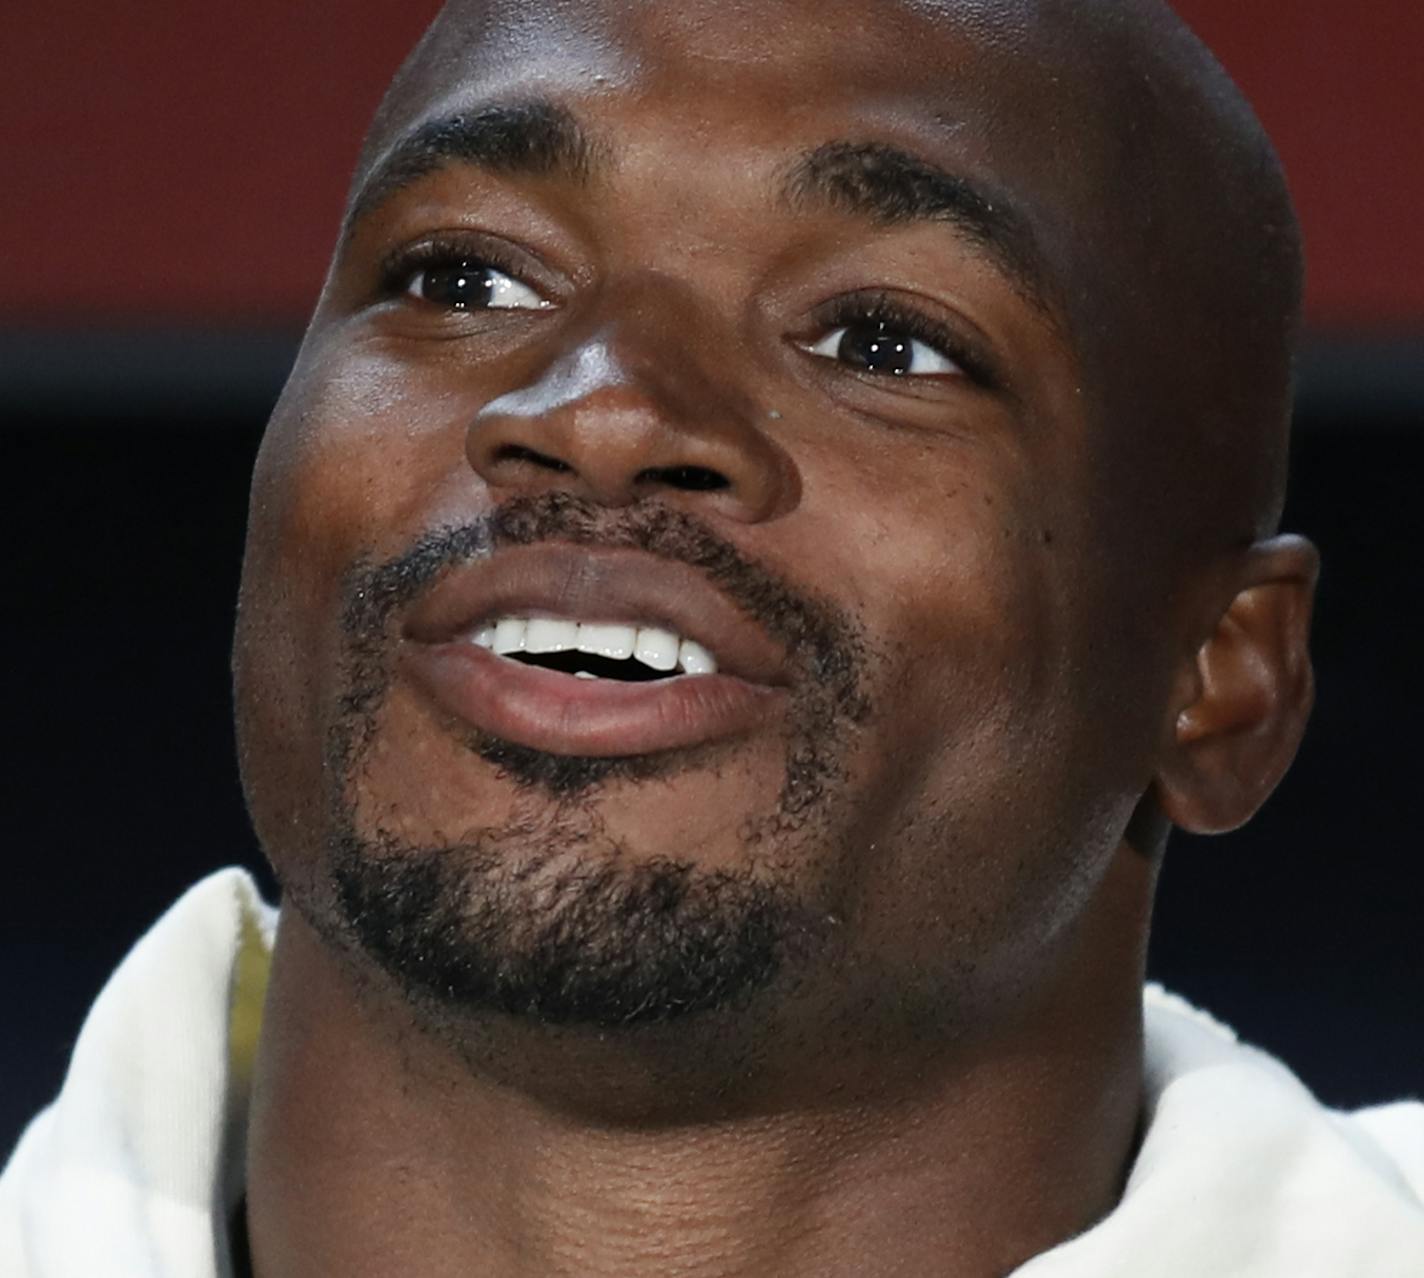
top-left (397, 545), bottom-right (787, 756)
top-left (472, 616), bottom-right (719, 682)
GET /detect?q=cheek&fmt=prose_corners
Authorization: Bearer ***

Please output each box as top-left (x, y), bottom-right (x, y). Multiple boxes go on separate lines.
top-left (827, 469), bottom-right (1164, 992)
top-left (807, 437), bottom-right (1061, 754)
top-left (233, 344), bottom-right (486, 867)
top-left (254, 344), bottom-right (477, 563)
top-left (780, 438), bottom-right (1105, 908)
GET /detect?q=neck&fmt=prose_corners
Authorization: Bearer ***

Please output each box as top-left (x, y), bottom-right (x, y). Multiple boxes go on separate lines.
top-left (245, 862), bottom-right (1148, 1278)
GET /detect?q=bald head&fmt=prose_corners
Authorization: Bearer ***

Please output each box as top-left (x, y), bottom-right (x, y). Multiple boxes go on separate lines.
top-left (1000, 0), bottom-right (1303, 549)
top-left (238, 0), bottom-right (1319, 1152)
top-left (352, 0), bottom-right (1301, 560)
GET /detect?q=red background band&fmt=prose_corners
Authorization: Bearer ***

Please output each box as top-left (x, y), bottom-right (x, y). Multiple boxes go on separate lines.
top-left (3, 1), bottom-right (1420, 328)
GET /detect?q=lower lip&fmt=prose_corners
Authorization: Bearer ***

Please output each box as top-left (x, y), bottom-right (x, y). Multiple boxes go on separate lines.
top-left (402, 641), bottom-right (785, 757)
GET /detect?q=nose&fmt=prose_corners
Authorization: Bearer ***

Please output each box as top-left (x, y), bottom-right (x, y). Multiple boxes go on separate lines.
top-left (466, 293), bottom-right (791, 523)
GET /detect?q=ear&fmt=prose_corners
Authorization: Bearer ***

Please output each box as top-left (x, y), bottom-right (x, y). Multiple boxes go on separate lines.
top-left (1155, 535), bottom-right (1319, 835)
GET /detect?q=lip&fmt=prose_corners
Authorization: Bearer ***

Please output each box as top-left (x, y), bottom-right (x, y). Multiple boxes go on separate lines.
top-left (400, 544), bottom-right (789, 756)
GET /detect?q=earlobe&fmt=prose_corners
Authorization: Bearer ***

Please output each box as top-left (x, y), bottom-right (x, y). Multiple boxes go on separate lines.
top-left (1155, 535), bottom-right (1319, 835)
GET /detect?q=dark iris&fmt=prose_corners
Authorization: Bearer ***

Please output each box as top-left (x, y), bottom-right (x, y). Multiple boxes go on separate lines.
top-left (418, 260), bottom-right (496, 310)
top-left (838, 321), bottom-right (914, 376)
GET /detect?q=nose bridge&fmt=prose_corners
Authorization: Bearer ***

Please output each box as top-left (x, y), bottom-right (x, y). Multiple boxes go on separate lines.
top-left (597, 275), bottom-right (749, 420)
top-left (467, 275), bottom-right (792, 521)
top-left (481, 338), bottom-right (629, 423)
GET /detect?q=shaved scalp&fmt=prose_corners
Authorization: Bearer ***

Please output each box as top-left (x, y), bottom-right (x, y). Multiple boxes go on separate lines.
top-left (895, 0), bottom-right (1303, 557)
top-left (358, 0), bottom-right (1302, 559)
top-left (1019, 0), bottom-right (1303, 552)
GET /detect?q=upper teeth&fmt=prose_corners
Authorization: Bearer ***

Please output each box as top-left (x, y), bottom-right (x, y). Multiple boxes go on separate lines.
top-left (470, 617), bottom-right (718, 676)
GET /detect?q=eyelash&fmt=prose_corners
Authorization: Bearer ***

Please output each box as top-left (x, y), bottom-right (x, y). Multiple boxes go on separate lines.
top-left (376, 240), bottom-right (996, 387)
top-left (808, 293), bottom-right (996, 387)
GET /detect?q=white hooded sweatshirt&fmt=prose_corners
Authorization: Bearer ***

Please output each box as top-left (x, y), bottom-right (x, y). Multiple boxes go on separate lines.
top-left (3, 870), bottom-right (1421, 1276)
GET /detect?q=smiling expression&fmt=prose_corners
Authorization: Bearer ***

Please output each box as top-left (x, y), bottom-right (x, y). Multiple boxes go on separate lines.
top-left (232, 0), bottom-right (1293, 1038)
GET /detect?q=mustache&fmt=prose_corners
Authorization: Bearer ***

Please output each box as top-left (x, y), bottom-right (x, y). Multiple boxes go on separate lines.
top-left (339, 491), bottom-right (869, 717)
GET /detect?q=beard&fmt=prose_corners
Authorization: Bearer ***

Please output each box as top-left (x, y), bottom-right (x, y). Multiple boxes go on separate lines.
top-left (295, 492), bottom-right (871, 1030)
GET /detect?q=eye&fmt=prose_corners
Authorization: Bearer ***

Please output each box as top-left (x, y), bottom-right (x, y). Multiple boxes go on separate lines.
top-left (405, 258), bottom-right (549, 312)
top-left (806, 319), bottom-right (961, 377)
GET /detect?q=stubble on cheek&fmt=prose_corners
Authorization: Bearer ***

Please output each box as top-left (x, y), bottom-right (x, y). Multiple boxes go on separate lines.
top-left (328, 649), bottom-right (861, 883)
top-left (268, 499), bottom-right (890, 1028)
top-left (312, 660), bottom-right (858, 1030)
top-left (317, 494), bottom-right (876, 837)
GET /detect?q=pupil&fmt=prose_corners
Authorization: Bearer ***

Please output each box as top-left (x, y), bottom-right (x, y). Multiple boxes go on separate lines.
top-left (838, 321), bottom-right (913, 376)
top-left (421, 261), bottom-right (494, 310)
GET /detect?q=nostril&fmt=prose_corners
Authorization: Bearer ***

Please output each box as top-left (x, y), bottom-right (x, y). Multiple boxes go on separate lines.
top-left (637, 465), bottom-right (730, 493)
top-left (494, 443), bottom-right (575, 474)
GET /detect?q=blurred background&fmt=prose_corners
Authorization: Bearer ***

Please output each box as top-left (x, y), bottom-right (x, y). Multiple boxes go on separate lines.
top-left (3, 1), bottom-right (1420, 1154)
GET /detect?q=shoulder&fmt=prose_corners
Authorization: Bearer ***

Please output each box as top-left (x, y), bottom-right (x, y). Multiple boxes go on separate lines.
top-left (0, 869), bottom-right (275, 1278)
top-left (1142, 982), bottom-right (1423, 1199)
top-left (1347, 1101), bottom-right (1424, 1201)
top-left (1014, 987), bottom-right (1424, 1276)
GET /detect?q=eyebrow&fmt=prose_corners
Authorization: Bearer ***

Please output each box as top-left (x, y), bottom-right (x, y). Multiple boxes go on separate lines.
top-left (781, 141), bottom-right (1053, 313)
top-left (345, 100), bottom-right (597, 233)
top-left (347, 103), bottom-right (1053, 314)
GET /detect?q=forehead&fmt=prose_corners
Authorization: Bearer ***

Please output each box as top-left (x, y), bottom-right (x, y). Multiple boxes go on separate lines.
top-left (368, 0), bottom-right (1112, 230)
top-left (404, 0), bottom-right (1037, 95)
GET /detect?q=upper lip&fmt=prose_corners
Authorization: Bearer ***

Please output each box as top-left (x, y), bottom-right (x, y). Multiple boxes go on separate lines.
top-left (401, 543), bottom-right (789, 685)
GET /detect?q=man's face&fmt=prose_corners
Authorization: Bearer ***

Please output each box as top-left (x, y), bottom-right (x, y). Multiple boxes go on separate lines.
top-left (234, 0), bottom-right (1175, 1038)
